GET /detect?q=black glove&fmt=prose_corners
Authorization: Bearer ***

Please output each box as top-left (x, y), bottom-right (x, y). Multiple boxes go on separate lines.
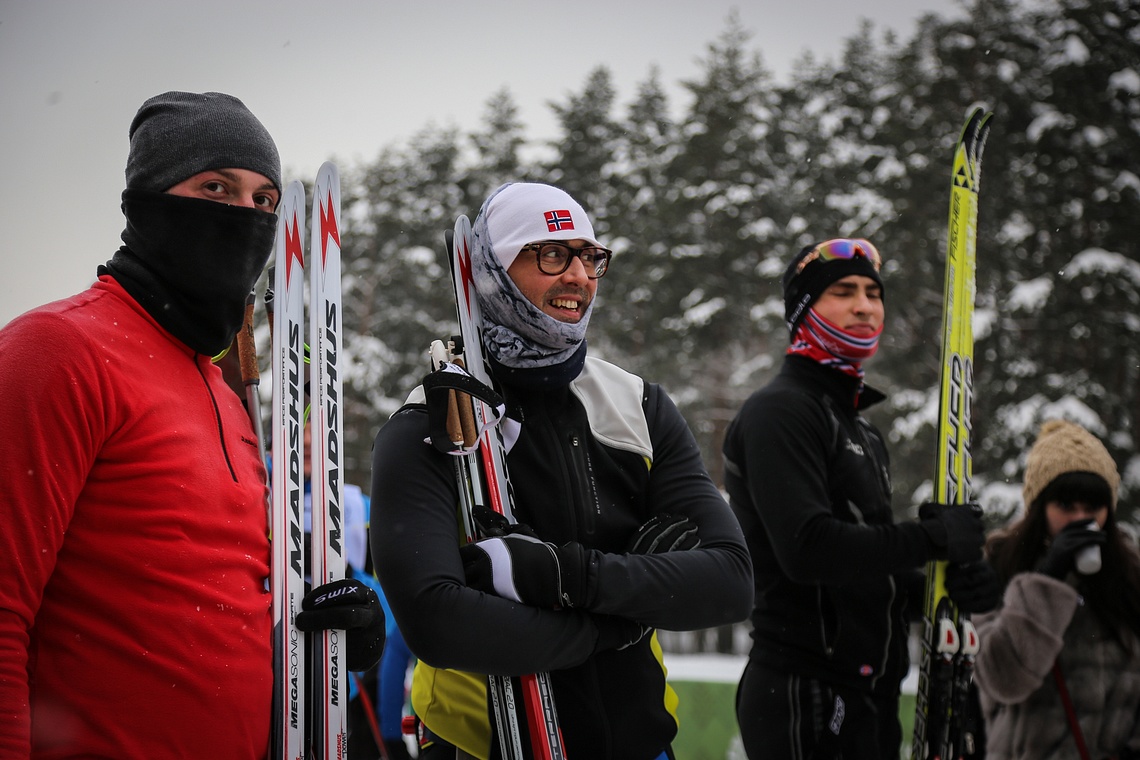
top-left (626, 513), bottom-right (701, 554)
top-left (592, 614), bottom-right (652, 654)
top-left (295, 578), bottom-right (386, 671)
top-left (460, 533), bottom-right (590, 609)
top-left (919, 502), bottom-right (986, 563)
top-left (1037, 519), bottom-right (1107, 580)
top-left (471, 503), bottom-right (536, 539)
top-left (945, 561), bottom-right (1002, 614)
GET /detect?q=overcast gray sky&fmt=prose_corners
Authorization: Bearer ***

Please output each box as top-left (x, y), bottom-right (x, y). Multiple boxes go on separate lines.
top-left (0, 0), bottom-right (955, 327)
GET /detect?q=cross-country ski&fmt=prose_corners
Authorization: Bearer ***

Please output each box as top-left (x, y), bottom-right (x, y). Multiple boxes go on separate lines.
top-left (912, 107), bottom-right (993, 760)
top-left (439, 215), bottom-right (567, 760)
top-left (309, 161), bottom-right (350, 759)
top-left (271, 178), bottom-right (309, 760)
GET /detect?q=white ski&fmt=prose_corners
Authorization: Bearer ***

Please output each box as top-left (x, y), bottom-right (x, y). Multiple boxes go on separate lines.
top-left (445, 215), bottom-right (567, 760)
top-left (271, 179), bottom-right (309, 760)
top-left (309, 161), bottom-right (348, 759)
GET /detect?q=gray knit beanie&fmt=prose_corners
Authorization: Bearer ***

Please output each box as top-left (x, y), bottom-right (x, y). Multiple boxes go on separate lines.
top-left (125, 91), bottom-right (281, 194)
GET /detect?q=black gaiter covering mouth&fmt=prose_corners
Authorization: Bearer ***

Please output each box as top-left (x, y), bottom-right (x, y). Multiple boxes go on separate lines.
top-left (100, 189), bottom-right (277, 356)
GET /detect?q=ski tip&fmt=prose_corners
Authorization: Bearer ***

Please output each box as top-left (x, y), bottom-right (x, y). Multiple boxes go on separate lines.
top-left (954, 107), bottom-right (994, 178)
top-left (447, 215), bottom-right (473, 269)
top-left (453, 214), bottom-right (472, 239)
top-left (316, 161), bottom-right (340, 183)
top-left (966, 110), bottom-right (994, 176)
top-left (962, 108), bottom-right (994, 139)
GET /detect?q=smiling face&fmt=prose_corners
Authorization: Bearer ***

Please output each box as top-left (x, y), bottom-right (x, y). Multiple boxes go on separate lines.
top-left (810, 274), bottom-right (884, 336)
top-left (505, 238), bottom-right (598, 323)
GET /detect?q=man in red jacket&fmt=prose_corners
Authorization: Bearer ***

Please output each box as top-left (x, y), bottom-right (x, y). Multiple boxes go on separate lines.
top-left (0, 91), bottom-right (383, 759)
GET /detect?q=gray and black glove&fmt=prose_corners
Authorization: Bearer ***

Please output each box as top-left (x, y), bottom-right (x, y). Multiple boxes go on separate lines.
top-left (460, 533), bottom-right (590, 609)
top-left (626, 513), bottom-right (700, 554)
top-left (919, 502), bottom-right (986, 563)
top-left (1037, 518), bottom-right (1106, 580)
top-left (295, 578), bottom-right (386, 671)
top-left (945, 560), bottom-right (1001, 614)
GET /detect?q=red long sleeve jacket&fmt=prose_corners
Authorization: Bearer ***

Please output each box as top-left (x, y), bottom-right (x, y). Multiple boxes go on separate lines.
top-left (0, 277), bottom-right (272, 759)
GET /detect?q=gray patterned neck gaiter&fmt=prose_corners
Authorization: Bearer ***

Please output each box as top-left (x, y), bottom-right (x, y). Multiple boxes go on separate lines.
top-left (470, 196), bottom-right (592, 369)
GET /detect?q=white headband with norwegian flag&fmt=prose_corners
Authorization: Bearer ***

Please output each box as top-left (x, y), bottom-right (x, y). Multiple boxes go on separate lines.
top-left (484, 182), bottom-right (601, 270)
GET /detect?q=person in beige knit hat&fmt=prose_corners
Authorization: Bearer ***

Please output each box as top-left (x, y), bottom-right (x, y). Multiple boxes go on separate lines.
top-left (973, 419), bottom-right (1140, 760)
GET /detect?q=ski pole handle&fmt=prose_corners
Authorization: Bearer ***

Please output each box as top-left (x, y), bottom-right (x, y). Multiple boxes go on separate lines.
top-left (452, 357), bottom-right (479, 448)
top-left (236, 289), bottom-right (267, 471)
top-left (430, 340), bottom-right (480, 449)
top-left (446, 389), bottom-right (464, 447)
top-left (264, 267), bottom-right (275, 351)
top-left (237, 292), bottom-right (261, 387)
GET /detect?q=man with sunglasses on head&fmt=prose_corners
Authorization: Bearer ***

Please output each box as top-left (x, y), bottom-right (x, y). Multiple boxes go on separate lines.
top-left (370, 182), bottom-right (753, 760)
top-left (722, 239), bottom-right (996, 759)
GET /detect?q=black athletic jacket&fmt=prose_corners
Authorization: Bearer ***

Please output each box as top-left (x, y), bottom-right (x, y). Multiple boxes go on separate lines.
top-left (371, 354), bottom-right (752, 759)
top-left (723, 355), bottom-right (933, 696)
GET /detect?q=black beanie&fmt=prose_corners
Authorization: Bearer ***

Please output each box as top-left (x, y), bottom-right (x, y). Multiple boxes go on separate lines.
top-left (782, 239), bottom-right (884, 336)
top-left (125, 91), bottom-right (281, 194)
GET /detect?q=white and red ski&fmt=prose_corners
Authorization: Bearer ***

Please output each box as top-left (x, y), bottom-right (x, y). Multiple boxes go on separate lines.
top-left (270, 179), bottom-right (308, 760)
top-left (444, 216), bottom-right (567, 760)
top-left (308, 161), bottom-right (348, 759)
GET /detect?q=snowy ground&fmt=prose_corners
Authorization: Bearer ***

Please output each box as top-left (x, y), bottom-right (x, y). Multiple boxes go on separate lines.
top-left (663, 652), bottom-right (745, 684)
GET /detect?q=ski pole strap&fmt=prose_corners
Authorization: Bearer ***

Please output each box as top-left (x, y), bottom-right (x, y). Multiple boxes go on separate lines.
top-left (422, 361), bottom-right (506, 454)
top-left (1052, 659), bottom-right (1092, 760)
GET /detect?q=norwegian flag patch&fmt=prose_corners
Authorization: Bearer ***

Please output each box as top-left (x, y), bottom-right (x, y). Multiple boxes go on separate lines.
top-left (544, 210), bottom-right (574, 232)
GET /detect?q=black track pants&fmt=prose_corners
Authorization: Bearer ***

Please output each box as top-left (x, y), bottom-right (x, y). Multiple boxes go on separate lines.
top-left (735, 660), bottom-right (901, 760)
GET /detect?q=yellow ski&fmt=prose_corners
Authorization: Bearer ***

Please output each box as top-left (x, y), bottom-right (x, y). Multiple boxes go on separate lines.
top-left (913, 107), bottom-right (992, 760)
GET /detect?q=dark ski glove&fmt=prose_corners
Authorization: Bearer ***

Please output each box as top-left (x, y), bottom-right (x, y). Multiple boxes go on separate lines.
top-left (919, 502), bottom-right (986, 563)
top-left (945, 560), bottom-right (1001, 614)
top-left (460, 533), bottom-right (590, 609)
top-left (470, 503), bottom-right (534, 539)
top-left (1037, 518), bottom-right (1106, 579)
top-left (626, 513), bottom-right (701, 554)
top-left (295, 578), bottom-right (386, 671)
top-left (592, 614), bottom-right (653, 653)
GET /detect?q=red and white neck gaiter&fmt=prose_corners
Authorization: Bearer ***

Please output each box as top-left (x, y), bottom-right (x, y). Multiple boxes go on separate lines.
top-left (786, 307), bottom-right (882, 381)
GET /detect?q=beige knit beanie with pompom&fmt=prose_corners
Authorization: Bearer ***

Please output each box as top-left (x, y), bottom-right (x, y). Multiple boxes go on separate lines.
top-left (1023, 419), bottom-right (1120, 510)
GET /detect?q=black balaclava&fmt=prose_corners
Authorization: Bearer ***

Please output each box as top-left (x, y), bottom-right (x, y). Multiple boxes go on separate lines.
top-left (99, 91), bottom-right (281, 356)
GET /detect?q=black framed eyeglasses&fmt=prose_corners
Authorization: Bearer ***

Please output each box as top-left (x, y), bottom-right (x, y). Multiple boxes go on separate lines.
top-left (520, 241), bottom-right (612, 279)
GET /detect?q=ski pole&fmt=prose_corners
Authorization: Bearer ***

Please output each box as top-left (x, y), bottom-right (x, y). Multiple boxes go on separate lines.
top-left (237, 288), bottom-right (268, 473)
top-left (350, 670), bottom-right (387, 758)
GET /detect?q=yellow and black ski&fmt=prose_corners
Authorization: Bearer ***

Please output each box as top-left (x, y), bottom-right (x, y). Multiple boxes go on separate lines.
top-left (912, 107), bottom-right (992, 760)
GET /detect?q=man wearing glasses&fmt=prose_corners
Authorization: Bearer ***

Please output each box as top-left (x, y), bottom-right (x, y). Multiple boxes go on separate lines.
top-left (722, 240), bottom-right (997, 759)
top-left (370, 182), bottom-right (753, 760)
